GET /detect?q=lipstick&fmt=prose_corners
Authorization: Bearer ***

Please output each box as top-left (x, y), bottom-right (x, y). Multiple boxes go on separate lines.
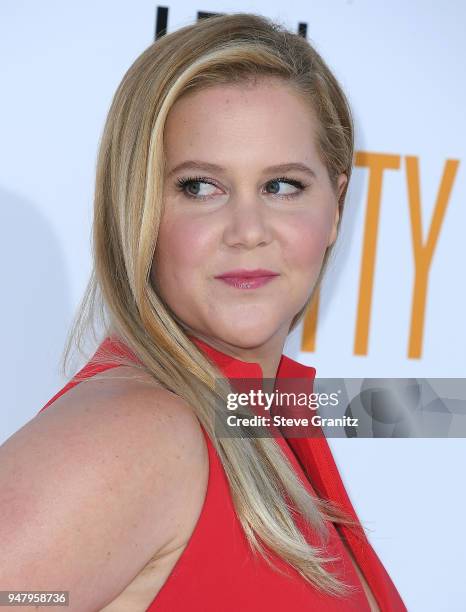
top-left (214, 269), bottom-right (280, 290)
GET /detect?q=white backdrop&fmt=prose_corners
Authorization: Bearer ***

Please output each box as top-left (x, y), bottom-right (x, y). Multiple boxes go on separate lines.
top-left (1, 1), bottom-right (465, 610)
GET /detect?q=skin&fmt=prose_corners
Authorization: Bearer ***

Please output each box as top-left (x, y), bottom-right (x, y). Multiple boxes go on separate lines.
top-left (150, 76), bottom-right (347, 380)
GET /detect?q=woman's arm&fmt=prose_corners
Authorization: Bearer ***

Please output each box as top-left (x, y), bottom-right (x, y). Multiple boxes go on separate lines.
top-left (0, 369), bottom-right (208, 611)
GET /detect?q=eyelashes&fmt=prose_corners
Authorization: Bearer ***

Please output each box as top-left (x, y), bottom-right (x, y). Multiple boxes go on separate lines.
top-left (174, 175), bottom-right (308, 201)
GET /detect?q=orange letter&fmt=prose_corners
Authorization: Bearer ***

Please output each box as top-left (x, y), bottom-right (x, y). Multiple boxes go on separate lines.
top-left (406, 156), bottom-right (460, 358)
top-left (302, 290), bottom-right (320, 353)
top-left (354, 152), bottom-right (401, 355)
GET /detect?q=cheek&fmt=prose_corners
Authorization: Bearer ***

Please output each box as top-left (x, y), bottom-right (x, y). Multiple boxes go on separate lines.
top-left (286, 211), bottom-right (332, 268)
top-left (153, 214), bottom-right (214, 282)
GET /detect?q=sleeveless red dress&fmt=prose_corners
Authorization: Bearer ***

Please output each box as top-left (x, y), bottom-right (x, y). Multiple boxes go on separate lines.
top-left (38, 336), bottom-right (407, 611)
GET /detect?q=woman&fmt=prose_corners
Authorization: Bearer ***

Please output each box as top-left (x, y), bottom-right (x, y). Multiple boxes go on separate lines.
top-left (1, 12), bottom-right (406, 612)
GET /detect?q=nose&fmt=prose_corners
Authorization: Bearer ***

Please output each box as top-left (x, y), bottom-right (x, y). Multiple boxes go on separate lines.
top-left (222, 194), bottom-right (273, 249)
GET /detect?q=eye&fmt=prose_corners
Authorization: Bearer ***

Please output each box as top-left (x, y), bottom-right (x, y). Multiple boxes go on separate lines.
top-left (264, 177), bottom-right (306, 200)
top-left (175, 176), bottom-right (222, 200)
top-left (174, 175), bottom-right (308, 201)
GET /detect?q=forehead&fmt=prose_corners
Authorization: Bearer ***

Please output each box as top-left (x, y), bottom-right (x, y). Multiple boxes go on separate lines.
top-left (164, 77), bottom-right (321, 166)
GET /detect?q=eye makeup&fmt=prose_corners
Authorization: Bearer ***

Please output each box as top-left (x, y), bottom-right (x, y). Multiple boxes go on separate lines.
top-left (174, 175), bottom-right (308, 201)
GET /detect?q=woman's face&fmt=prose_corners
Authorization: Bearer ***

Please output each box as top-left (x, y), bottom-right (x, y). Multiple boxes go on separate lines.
top-left (151, 77), bottom-right (347, 351)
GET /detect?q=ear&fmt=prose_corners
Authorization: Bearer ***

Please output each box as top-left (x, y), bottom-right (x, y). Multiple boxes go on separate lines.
top-left (327, 173), bottom-right (347, 247)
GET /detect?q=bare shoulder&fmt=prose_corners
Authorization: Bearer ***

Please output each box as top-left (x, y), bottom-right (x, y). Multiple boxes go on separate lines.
top-left (47, 363), bottom-right (202, 431)
top-left (0, 365), bottom-right (209, 611)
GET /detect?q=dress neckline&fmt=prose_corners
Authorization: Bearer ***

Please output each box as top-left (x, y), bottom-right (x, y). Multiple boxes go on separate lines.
top-left (187, 333), bottom-right (316, 383)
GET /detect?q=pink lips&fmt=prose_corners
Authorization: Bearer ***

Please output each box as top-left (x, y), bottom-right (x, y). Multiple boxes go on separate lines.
top-left (214, 269), bottom-right (280, 290)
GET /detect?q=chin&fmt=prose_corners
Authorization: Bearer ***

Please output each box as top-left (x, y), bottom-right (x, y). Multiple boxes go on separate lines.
top-left (210, 320), bottom-right (281, 349)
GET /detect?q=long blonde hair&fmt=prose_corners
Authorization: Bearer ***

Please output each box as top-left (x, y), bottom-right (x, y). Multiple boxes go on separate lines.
top-left (62, 12), bottom-right (363, 596)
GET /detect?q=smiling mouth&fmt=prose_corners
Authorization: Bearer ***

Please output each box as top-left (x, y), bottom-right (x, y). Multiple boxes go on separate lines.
top-left (215, 276), bottom-right (279, 290)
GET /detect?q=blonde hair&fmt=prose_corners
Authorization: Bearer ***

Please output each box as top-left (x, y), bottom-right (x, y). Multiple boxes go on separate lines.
top-left (62, 12), bottom-right (363, 596)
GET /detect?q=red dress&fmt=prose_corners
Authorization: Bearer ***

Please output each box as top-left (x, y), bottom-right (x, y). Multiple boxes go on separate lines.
top-left (38, 336), bottom-right (407, 611)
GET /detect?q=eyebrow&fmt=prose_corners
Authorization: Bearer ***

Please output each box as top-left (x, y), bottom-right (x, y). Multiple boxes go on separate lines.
top-left (166, 160), bottom-right (317, 179)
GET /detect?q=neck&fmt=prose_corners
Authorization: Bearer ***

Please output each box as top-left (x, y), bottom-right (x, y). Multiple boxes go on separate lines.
top-left (186, 328), bottom-right (289, 381)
